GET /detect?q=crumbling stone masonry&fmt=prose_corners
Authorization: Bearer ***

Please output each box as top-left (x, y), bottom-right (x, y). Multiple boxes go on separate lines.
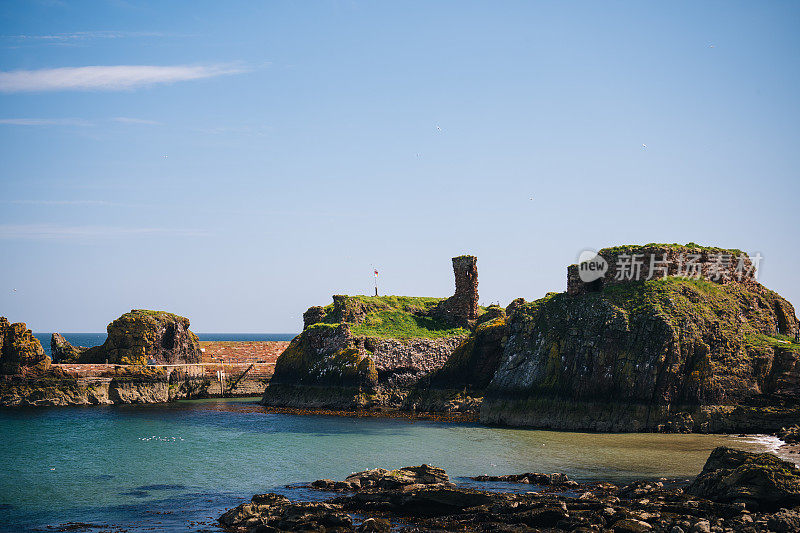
top-left (432, 255), bottom-right (479, 327)
top-left (567, 245), bottom-right (757, 296)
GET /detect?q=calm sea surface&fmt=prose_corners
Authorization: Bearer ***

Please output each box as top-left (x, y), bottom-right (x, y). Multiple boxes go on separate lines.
top-left (0, 398), bottom-right (792, 532)
top-left (33, 333), bottom-right (298, 356)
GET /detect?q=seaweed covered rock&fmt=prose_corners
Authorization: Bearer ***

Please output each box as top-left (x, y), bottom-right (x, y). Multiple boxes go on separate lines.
top-left (221, 452), bottom-right (800, 533)
top-left (686, 447), bottom-right (800, 510)
top-left (76, 310), bottom-right (202, 365)
top-left (0, 317), bottom-right (50, 374)
top-left (344, 465), bottom-right (450, 490)
top-left (219, 492), bottom-right (353, 531)
top-left (478, 272), bottom-right (800, 432)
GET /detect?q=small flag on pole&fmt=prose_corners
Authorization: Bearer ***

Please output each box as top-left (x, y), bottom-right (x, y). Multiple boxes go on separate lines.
top-left (374, 269), bottom-right (379, 277)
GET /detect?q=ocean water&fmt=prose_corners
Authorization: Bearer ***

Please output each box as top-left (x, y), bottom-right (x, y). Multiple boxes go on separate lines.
top-left (33, 333), bottom-right (298, 357)
top-left (0, 398), bottom-right (792, 532)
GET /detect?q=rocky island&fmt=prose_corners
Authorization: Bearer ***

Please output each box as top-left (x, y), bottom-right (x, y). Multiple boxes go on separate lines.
top-left (262, 244), bottom-right (800, 434)
top-left (0, 309), bottom-right (282, 406)
top-left (261, 256), bottom-right (480, 412)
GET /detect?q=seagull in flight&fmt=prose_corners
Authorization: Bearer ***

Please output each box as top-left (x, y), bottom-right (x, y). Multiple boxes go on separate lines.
top-left (436, 125), bottom-right (442, 132)
top-left (642, 144), bottom-right (647, 150)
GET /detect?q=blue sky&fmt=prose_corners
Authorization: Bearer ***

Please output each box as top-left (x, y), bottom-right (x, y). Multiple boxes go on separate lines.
top-left (1, 1), bottom-right (798, 333)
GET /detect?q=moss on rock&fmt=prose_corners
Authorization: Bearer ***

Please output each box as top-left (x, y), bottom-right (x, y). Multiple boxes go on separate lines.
top-left (479, 276), bottom-right (800, 431)
top-left (73, 309), bottom-right (202, 365)
top-left (0, 317), bottom-right (50, 375)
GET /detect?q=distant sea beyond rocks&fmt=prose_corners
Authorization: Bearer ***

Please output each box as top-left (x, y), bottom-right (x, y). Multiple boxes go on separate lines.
top-left (33, 332), bottom-right (298, 357)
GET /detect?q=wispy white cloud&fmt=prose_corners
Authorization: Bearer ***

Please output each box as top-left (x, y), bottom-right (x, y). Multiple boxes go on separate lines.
top-left (0, 118), bottom-right (93, 126)
top-left (0, 117), bottom-right (161, 127)
top-left (0, 64), bottom-right (247, 93)
top-left (2, 30), bottom-right (166, 44)
top-left (112, 117), bottom-right (161, 125)
top-left (9, 200), bottom-right (112, 206)
top-left (0, 224), bottom-right (209, 240)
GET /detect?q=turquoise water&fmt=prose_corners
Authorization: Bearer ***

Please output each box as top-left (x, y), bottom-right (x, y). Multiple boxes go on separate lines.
top-left (33, 333), bottom-right (298, 357)
top-left (0, 398), bottom-right (791, 532)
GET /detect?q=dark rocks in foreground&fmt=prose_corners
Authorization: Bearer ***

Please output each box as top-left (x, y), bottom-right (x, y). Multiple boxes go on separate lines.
top-left (778, 426), bottom-right (800, 445)
top-left (470, 472), bottom-right (576, 487)
top-left (686, 447), bottom-right (800, 510)
top-left (219, 447), bottom-right (800, 532)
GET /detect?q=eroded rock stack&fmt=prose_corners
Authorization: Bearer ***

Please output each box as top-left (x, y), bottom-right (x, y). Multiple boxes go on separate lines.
top-left (101, 309), bottom-right (202, 365)
top-left (0, 317), bottom-right (50, 374)
top-left (54, 309), bottom-right (202, 365)
top-left (50, 332), bottom-right (88, 363)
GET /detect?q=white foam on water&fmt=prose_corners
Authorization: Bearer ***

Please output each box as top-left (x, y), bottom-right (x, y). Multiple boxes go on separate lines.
top-left (737, 433), bottom-right (783, 453)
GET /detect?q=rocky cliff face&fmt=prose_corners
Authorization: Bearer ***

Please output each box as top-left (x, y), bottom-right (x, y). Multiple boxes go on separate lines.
top-left (262, 295), bottom-right (471, 410)
top-left (58, 309), bottom-right (202, 365)
top-left (479, 277), bottom-right (800, 431)
top-left (404, 309), bottom-right (507, 415)
top-left (0, 317), bottom-right (50, 375)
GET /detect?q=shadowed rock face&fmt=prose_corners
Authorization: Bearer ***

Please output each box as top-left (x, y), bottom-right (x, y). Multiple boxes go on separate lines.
top-left (0, 317), bottom-right (50, 374)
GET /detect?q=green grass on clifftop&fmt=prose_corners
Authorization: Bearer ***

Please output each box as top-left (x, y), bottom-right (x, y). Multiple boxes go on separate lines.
top-left (598, 242), bottom-right (745, 256)
top-left (349, 310), bottom-right (469, 339)
top-left (317, 295), bottom-right (471, 339)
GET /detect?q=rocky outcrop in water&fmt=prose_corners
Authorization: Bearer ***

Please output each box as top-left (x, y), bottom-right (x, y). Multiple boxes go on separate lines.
top-left (479, 272), bottom-right (800, 432)
top-left (262, 259), bottom-right (476, 411)
top-left (686, 447), bottom-right (800, 510)
top-left (0, 317), bottom-right (50, 375)
top-left (219, 448), bottom-right (800, 532)
top-left (403, 244), bottom-right (800, 433)
top-left (50, 332), bottom-right (89, 363)
top-left (68, 309), bottom-right (202, 365)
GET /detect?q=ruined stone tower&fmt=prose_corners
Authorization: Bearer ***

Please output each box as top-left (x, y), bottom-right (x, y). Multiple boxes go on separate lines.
top-left (433, 255), bottom-right (479, 327)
